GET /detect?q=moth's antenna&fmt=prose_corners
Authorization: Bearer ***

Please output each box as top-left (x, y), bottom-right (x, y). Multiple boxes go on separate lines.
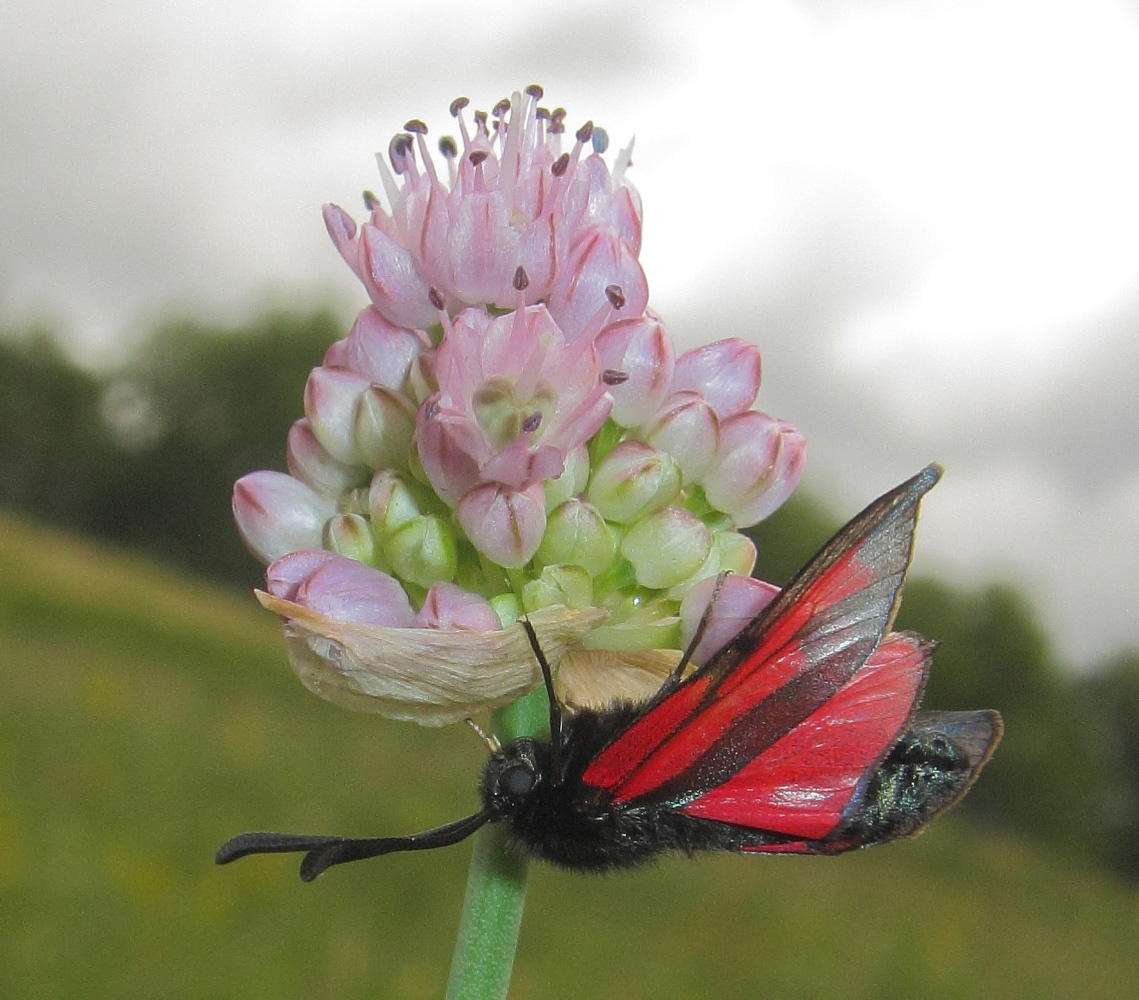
top-left (465, 717), bottom-right (501, 753)
top-left (520, 616), bottom-right (563, 773)
top-left (216, 810), bottom-right (492, 882)
top-left (658, 571), bottom-right (730, 698)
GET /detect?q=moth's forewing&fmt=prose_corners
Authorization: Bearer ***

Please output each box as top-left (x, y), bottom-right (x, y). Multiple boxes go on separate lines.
top-left (582, 465), bottom-right (943, 808)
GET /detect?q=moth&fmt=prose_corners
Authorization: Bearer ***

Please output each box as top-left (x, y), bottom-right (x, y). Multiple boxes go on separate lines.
top-left (217, 464), bottom-right (1001, 880)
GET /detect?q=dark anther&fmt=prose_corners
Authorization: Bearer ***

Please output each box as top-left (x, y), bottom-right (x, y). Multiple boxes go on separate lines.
top-left (428, 287), bottom-right (445, 310)
top-left (404, 119), bottom-right (428, 135)
top-left (513, 266), bottom-right (530, 291)
top-left (525, 84), bottom-right (544, 100)
top-left (591, 127), bottom-right (609, 154)
top-left (522, 412), bottom-right (543, 434)
top-left (576, 121), bottom-right (594, 143)
top-left (602, 369), bottom-right (630, 386)
top-left (474, 110), bottom-right (488, 127)
top-left (549, 121), bottom-right (565, 135)
top-left (362, 190), bottom-right (381, 211)
top-left (439, 136), bottom-right (458, 158)
top-left (389, 134), bottom-right (413, 174)
top-left (492, 99), bottom-right (511, 118)
top-left (551, 153), bottom-right (570, 177)
top-left (536, 107), bottom-right (550, 121)
top-left (469, 150), bottom-right (488, 167)
top-left (551, 108), bottom-right (566, 122)
top-left (450, 97), bottom-right (470, 117)
top-left (605, 285), bottom-right (626, 309)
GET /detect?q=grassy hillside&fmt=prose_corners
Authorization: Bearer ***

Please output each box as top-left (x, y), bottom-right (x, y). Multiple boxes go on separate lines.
top-left (1, 511), bottom-right (1135, 1000)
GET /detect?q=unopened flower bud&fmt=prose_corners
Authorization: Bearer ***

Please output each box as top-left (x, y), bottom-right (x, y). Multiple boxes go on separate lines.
top-left (287, 419), bottom-right (368, 498)
top-left (324, 306), bottom-right (429, 392)
top-left (457, 482), bottom-right (547, 568)
top-left (523, 564), bottom-right (595, 612)
top-left (671, 339), bottom-right (761, 418)
top-left (324, 512), bottom-right (376, 565)
top-left (583, 595), bottom-right (681, 651)
top-left (387, 514), bottom-right (458, 589)
top-left (703, 411), bottom-right (807, 527)
top-left (543, 445), bottom-right (590, 511)
top-left (233, 470), bottom-right (336, 564)
top-left (416, 581), bottom-right (501, 630)
top-left (588, 440), bottom-right (681, 523)
top-left (368, 471), bottom-right (422, 537)
top-left (643, 391), bottom-right (719, 482)
top-left (355, 385), bottom-right (416, 470)
top-left (716, 531), bottom-right (757, 577)
top-left (620, 506), bottom-right (712, 589)
top-left (290, 553), bottom-right (416, 628)
top-left (536, 499), bottom-right (616, 576)
top-left (304, 366), bottom-right (371, 465)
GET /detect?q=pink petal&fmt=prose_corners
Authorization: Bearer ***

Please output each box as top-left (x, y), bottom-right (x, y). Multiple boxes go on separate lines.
top-left (672, 339), bottom-right (761, 418)
top-left (416, 582), bottom-right (502, 631)
top-left (303, 366), bottom-right (371, 465)
top-left (360, 223), bottom-right (438, 330)
top-left (679, 573), bottom-right (781, 666)
top-left (415, 402), bottom-right (484, 505)
top-left (595, 315), bottom-right (676, 428)
top-left (286, 419), bottom-right (367, 498)
top-left (294, 555), bottom-right (416, 628)
top-left (457, 482), bottom-right (547, 568)
top-left (324, 307), bottom-right (430, 392)
top-left (232, 471), bottom-right (336, 564)
top-left (548, 228), bottom-right (648, 341)
top-left (265, 549), bottom-right (339, 600)
top-left (703, 412), bottom-right (807, 527)
top-left (643, 391), bottom-right (720, 483)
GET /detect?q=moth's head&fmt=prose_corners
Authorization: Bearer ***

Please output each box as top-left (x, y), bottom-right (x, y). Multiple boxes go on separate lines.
top-left (481, 738), bottom-right (548, 817)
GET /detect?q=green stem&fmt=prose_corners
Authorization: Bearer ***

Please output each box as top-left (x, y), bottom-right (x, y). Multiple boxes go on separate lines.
top-left (443, 689), bottom-right (548, 1000)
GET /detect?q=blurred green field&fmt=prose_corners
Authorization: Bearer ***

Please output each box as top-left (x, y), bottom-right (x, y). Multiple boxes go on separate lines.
top-left (1, 512), bottom-right (1136, 1000)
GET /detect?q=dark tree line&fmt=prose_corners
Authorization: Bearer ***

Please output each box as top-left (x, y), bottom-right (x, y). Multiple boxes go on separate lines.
top-left (2, 313), bottom-right (1137, 880)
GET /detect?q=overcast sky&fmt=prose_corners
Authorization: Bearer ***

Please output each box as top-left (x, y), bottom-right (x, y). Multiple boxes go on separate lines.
top-left (4, 0), bottom-right (1138, 667)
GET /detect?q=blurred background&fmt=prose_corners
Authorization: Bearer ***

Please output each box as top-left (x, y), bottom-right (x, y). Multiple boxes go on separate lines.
top-left (2, 1), bottom-right (1137, 997)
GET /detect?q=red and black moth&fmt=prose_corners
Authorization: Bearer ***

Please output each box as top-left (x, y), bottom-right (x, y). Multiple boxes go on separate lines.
top-left (217, 464), bottom-right (1002, 881)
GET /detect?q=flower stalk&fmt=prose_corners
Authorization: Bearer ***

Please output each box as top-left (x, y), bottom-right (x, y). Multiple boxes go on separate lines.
top-left (444, 690), bottom-right (547, 1000)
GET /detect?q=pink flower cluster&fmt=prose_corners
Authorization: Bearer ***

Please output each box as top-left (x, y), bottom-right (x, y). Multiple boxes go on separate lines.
top-left (232, 88), bottom-right (806, 723)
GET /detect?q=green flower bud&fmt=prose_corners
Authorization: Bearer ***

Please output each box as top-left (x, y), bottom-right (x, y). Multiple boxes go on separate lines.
top-left (584, 595), bottom-right (681, 651)
top-left (536, 499), bottom-right (616, 576)
top-left (355, 386), bottom-right (416, 470)
top-left (323, 512), bottom-right (376, 565)
top-left (387, 514), bottom-right (458, 588)
top-left (716, 530), bottom-right (757, 576)
top-left (620, 507), bottom-right (712, 589)
top-left (490, 592), bottom-right (523, 627)
top-left (369, 471), bottom-right (422, 543)
top-left (544, 446), bottom-right (591, 511)
top-left (522, 564), bottom-right (594, 612)
top-left (588, 440), bottom-right (682, 524)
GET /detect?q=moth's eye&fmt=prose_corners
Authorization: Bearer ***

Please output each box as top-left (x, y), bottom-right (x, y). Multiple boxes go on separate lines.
top-left (501, 763), bottom-right (535, 797)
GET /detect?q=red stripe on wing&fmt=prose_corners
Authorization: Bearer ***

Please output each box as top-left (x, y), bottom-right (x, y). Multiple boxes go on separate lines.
top-left (678, 633), bottom-right (930, 838)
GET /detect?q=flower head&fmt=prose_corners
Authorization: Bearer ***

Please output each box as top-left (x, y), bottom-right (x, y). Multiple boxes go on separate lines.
top-left (324, 87), bottom-right (647, 339)
top-left (233, 88), bottom-right (806, 723)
